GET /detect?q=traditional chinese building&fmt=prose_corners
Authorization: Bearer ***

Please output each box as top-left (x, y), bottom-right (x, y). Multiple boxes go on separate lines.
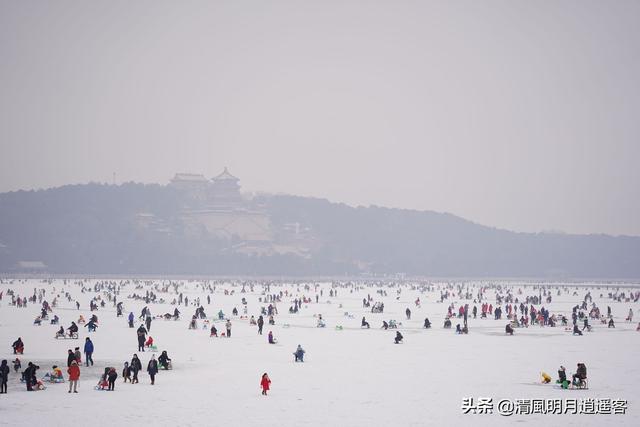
top-left (209, 167), bottom-right (243, 209)
top-left (169, 173), bottom-right (209, 202)
top-left (167, 168), bottom-right (315, 255)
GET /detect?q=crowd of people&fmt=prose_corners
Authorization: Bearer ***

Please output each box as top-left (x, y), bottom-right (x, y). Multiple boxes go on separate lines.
top-left (1, 278), bottom-right (639, 397)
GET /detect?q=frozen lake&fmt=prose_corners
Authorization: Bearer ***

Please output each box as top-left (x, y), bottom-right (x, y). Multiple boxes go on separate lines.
top-left (0, 278), bottom-right (638, 426)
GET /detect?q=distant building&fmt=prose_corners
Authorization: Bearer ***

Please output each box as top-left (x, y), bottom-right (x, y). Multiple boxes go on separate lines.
top-left (168, 168), bottom-right (316, 256)
top-left (169, 173), bottom-right (209, 202)
top-left (209, 167), bottom-right (243, 209)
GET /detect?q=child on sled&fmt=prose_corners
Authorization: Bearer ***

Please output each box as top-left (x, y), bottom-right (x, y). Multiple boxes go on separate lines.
top-left (95, 368), bottom-right (110, 390)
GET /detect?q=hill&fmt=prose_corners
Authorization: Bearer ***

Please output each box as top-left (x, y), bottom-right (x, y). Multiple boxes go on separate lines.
top-left (0, 183), bottom-right (638, 278)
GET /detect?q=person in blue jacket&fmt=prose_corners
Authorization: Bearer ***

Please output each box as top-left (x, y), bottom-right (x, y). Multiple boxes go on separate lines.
top-left (128, 312), bottom-right (134, 328)
top-left (293, 345), bottom-right (305, 362)
top-left (84, 337), bottom-right (94, 366)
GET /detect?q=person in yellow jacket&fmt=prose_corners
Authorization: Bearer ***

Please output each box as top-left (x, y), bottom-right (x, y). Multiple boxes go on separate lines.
top-left (541, 372), bottom-right (552, 383)
top-left (52, 365), bottom-right (63, 379)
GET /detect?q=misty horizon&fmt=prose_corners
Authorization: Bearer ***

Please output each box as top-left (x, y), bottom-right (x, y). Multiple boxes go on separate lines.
top-left (2, 1), bottom-right (639, 237)
top-left (0, 168), bottom-right (636, 239)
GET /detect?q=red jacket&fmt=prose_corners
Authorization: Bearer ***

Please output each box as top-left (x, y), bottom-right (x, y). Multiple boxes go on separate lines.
top-left (68, 364), bottom-right (80, 381)
top-left (260, 376), bottom-right (271, 391)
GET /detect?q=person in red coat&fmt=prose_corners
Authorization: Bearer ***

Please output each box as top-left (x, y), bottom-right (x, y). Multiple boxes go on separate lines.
top-left (260, 373), bottom-right (271, 395)
top-left (67, 360), bottom-right (80, 393)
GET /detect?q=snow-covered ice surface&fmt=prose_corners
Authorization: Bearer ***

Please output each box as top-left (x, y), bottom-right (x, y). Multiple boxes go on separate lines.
top-left (0, 279), bottom-right (638, 426)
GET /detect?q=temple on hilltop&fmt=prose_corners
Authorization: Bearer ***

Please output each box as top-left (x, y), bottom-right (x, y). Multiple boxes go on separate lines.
top-left (166, 168), bottom-right (315, 258)
top-left (169, 168), bottom-right (271, 241)
top-left (169, 168), bottom-right (244, 210)
top-left (209, 167), bottom-right (243, 209)
top-left (169, 173), bottom-right (209, 202)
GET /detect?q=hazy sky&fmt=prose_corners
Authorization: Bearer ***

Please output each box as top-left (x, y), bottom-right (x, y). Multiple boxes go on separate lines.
top-left (1, 1), bottom-right (639, 236)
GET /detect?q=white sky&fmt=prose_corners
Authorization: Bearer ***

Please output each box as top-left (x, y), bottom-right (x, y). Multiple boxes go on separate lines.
top-left (1, 1), bottom-right (639, 236)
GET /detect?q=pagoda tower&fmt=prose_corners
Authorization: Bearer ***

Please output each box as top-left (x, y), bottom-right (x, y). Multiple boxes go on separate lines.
top-left (209, 167), bottom-right (243, 208)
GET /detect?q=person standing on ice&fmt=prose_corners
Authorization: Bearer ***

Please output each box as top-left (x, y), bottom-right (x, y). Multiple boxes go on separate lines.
top-left (137, 325), bottom-right (148, 351)
top-left (147, 355), bottom-right (158, 385)
top-left (225, 319), bottom-right (232, 337)
top-left (130, 354), bottom-right (142, 384)
top-left (122, 362), bottom-right (131, 383)
top-left (107, 367), bottom-right (117, 390)
top-left (260, 373), bottom-right (271, 395)
top-left (257, 315), bottom-right (264, 335)
top-left (405, 308), bottom-right (411, 320)
top-left (84, 337), bottom-right (94, 366)
top-left (0, 360), bottom-right (9, 394)
top-left (67, 360), bottom-right (80, 393)
top-left (128, 312), bottom-right (135, 328)
top-left (145, 315), bottom-right (152, 332)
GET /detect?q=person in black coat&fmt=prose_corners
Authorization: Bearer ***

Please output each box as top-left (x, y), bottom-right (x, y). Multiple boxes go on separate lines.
top-left (158, 351), bottom-right (171, 370)
top-left (257, 315), bottom-right (264, 335)
top-left (572, 363), bottom-right (587, 385)
top-left (423, 318), bottom-right (431, 328)
top-left (394, 331), bottom-right (403, 344)
top-left (122, 362), bottom-right (131, 383)
top-left (67, 349), bottom-right (75, 367)
top-left (0, 360), bottom-right (9, 393)
top-left (361, 317), bottom-right (370, 328)
top-left (136, 326), bottom-right (147, 352)
top-left (147, 356), bottom-right (158, 385)
top-left (24, 362), bottom-right (39, 391)
top-left (68, 322), bottom-right (78, 334)
top-left (107, 368), bottom-right (118, 391)
top-left (12, 338), bottom-right (23, 354)
top-left (130, 355), bottom-right (142, 384)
